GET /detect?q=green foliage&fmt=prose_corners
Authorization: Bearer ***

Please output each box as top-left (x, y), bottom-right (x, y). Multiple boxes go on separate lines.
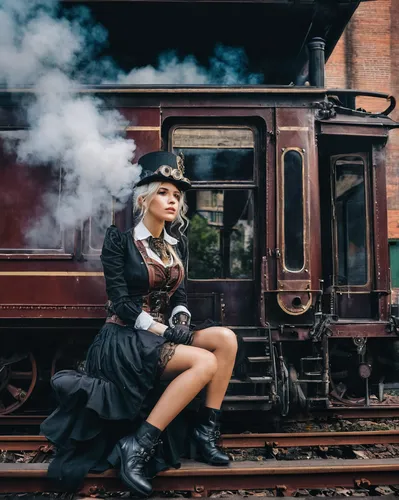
top-left (230, 223), bottom-right (253, 278)
top-left (390, 240), bottom-right (399, 288)
top-left (188, 215), bottom-right (253, 279)
top-left (188, 214), bottom-right (221, 279)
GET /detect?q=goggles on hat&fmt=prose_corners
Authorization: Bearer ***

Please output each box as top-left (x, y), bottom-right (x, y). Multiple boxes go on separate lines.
top-left (156, 165), bottom-right (191, 186)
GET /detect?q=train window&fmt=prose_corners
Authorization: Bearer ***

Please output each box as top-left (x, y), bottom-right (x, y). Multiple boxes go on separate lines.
top-left (172, 127), bottom-right (254, 182)
top-left (282, 149), bottom-right (304, 271)
top-left (334, 157), bottom-right (368, 286)
top-left (186, 189), bottom-right (254, 279)
top-left (82, 205), bottom-right (114, 256)
top-left (0, 134), bottom-right (65, 254)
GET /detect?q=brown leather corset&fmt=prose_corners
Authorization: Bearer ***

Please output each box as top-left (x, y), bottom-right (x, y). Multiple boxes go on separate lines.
top-left (135, 239), bottom-right (184, 324)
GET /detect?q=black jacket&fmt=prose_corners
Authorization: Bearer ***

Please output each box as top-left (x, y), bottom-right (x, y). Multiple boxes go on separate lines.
top-left (100, 225), bottom-right (188, 327)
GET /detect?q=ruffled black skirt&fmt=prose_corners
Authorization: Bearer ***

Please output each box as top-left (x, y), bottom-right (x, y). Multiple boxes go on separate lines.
top-left (40, 323), bottom-right (186, 491)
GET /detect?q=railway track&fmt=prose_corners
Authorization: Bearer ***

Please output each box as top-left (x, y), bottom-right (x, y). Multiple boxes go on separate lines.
top-left (2, 429), bottom-right (399, 450)
top-left (1, 459), bottom-right (399, 496)
top-left (2, 405), bottom-right (399, 428)
top-left (1, 430), bottom-right (399, 495)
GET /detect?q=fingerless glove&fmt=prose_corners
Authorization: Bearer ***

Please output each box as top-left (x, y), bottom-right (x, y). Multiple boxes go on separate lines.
top-left (171, 311), bottom-right (190, 326)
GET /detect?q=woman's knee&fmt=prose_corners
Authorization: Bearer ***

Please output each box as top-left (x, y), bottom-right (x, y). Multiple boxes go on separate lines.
top-left (193, 350), bottom-right (218, 380)
top-left (216, 328), bottom-right (238, 355)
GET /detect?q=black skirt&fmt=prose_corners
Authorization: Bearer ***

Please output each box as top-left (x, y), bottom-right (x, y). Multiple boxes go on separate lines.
top-left (40, 323), bottom-right (186, 491)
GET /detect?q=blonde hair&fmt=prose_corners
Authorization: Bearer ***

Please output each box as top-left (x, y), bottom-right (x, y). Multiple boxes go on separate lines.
top-left (133, 181), bottom-right (189, 268)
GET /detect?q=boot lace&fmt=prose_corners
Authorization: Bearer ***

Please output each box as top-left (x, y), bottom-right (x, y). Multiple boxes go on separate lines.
top-left (208, 428), bottom-right (221, 444)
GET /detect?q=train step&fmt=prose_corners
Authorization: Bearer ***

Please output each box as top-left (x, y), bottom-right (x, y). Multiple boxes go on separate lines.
top-left (242, 337), bottom-right (270, 342)
top-left (229, 376), bottom-right (272, 384)
top-left (247, 356), bottom-right (271, 363)
top-left (296, 379), bottom-right (323, 384)
top-left (223, 395), bottom-right (270, 401)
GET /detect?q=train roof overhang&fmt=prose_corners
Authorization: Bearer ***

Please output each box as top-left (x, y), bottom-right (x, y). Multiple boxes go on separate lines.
top-left (318, 114), bottom-right (399, 136)
top-left (2, 85), bottom-right (397, 131)
top-left (59, 0), bottom-right (366, 85)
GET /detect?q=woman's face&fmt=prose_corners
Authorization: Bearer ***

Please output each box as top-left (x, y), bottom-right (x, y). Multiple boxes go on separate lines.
top-left (146, 182), bottom-right (181, 223)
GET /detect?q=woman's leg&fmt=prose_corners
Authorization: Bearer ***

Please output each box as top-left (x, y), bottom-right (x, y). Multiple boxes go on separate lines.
top-left (191, 327), bottom-right (238, 409)
top-left (193, 326), bottom-right (237, 409)
top-left (110, 346), bottom-right (218, 495)
top-left (146, 345), bottom-right (218, 430)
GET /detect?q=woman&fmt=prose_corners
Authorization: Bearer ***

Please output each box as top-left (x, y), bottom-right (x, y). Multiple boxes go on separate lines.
top-left (41, 151), bottom-right (238, 496)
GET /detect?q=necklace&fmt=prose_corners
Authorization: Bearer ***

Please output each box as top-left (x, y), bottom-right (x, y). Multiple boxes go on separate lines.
top-left (148, 236), bottom-right (171, 265)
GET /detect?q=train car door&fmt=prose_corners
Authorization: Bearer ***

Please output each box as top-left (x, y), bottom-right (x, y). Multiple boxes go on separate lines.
top-left (167, 124), bottom-right (261, 327)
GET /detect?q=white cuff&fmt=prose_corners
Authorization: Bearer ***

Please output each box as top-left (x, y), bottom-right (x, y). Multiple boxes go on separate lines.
top-left (169, 305), bottom-right (191, 327)
top-left (135, 311), bottom-right (155, 330)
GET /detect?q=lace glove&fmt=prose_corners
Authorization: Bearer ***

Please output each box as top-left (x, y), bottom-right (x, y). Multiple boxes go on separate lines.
top-left (163, 325), bottom-right (194, 345)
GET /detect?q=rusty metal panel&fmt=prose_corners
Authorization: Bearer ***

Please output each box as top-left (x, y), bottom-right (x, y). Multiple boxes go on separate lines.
top-left (0, 107), bottom-right (161, 320)
top-left (188, 280), bottom-right (256, 326)
top-left (162, 108), bottom-right (271, 327)
top-left (371, 144), bottom-right (390, 320)
top-left (118, 108), bottom-right (160, 127)
top-left (319, 123), bottom-right (389, 137)
top-left (274, 108), bottom-right (320, 316)
top-left (125, 129), bottom-right (160, 160)
top-left (0, 275), bottom-right (106, 319)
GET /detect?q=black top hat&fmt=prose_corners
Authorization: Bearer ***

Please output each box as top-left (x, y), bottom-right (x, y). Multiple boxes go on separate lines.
top-left (136, 151), bottom-right (191, 191)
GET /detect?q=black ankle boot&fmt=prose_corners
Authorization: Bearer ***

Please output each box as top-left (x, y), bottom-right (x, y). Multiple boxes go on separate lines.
top-left (108, 421), bottom-right (161, 497)
top-left (190, 407), bottom-right (229, 465)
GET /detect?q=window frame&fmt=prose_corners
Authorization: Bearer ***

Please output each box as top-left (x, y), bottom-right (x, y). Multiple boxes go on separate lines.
top-left (0, 131), bottom-right (73, 260)
top-left (170, 124), bottom-right (257, 188)
top-left (80, 200), bottom-right (116, 260)
top-left (330, 152), bottom-right (373, 291)
top-left (280, 147), bottom-right (306, 273)
top-left (169, 122), bottom-right (259, 282)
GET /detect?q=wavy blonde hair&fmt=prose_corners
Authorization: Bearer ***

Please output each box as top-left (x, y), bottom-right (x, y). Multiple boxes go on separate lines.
top-left (133, 181), bottom-right (189, 267)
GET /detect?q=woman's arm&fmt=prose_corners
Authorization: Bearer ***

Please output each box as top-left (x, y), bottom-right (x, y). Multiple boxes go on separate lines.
top-left (148, 321), bottom-right (168, 335)
top-left (102, 226), bottom-right (176, 336)
top-left (101, 226), bottom-right (144, 326)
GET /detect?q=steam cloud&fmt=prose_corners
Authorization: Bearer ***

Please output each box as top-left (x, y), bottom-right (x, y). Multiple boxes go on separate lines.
top-left (0, 0), bottom-right (262, 247)
top-left (118, 46), bottom-right (262, 85)
top-left (0, 0), bottom-right (139, 247)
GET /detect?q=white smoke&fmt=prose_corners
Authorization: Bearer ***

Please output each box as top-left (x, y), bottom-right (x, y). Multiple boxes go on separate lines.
top-left (118, 46), bottom-right (262, 85)
top-left (0, 0), bottom-right (139, 247)
top-left (0, 0), bottom-right (262, 247)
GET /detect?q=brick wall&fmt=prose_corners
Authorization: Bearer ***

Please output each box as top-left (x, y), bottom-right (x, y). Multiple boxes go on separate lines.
top-left (326, 0), bottom-right (399, 238)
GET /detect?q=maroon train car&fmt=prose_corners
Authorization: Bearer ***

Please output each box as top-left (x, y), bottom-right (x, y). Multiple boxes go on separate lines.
top-left (0, 0), bottom-right (398, 417)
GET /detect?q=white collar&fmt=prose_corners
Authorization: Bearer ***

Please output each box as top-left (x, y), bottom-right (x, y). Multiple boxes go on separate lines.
top-left (134, 220), bottom-right (178, 245)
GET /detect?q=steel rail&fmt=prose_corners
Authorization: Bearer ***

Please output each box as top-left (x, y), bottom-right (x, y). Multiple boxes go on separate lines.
top-left (317, 406), bottom-right (399, 419)
top-left (2, 406), bottom-right (399, 428)
top-left (0, 459), bottom-right (398, 496)
top-left (3, 429), bottom-right (399, 451)
top-left (220, 429), bottom-right (399, 447)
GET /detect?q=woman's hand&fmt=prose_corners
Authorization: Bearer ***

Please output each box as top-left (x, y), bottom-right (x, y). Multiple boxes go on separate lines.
top-left (163, 325), bottom-right (193, 345)
top-left (171, 312), bottom-right (190, 326)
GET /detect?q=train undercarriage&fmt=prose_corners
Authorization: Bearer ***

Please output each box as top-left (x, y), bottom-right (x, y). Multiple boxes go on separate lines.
top-left (2, 320), bottom-right (399, 417)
